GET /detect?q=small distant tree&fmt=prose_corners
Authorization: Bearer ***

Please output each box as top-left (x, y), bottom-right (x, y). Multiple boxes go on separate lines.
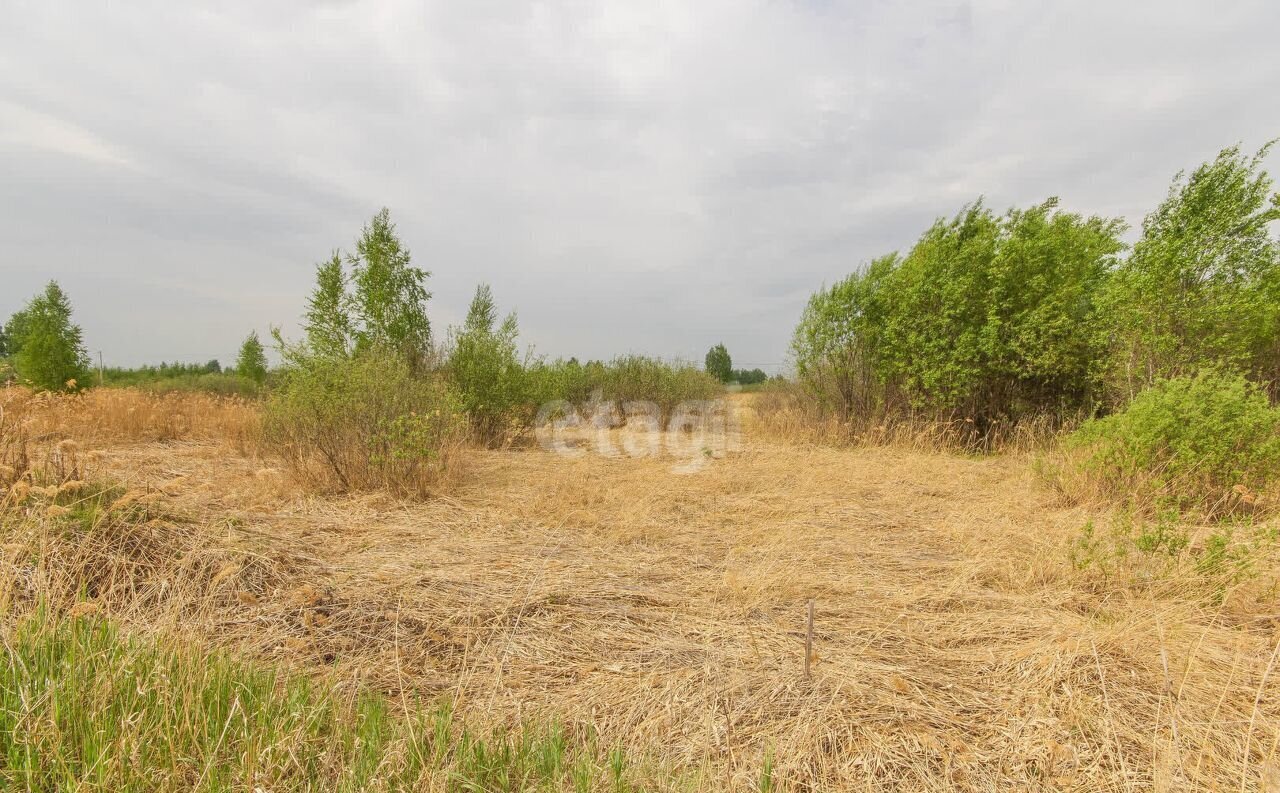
top-left (204, 359), bottom-right (222, 374)
top-left (705, 343), bottom-right (732, 383)
top-left (448, 284), bottom-right (526, 443)
top-left (236, 331), bottom-right (269, 383)
top-left (7, 281), bottom-right (89, 392)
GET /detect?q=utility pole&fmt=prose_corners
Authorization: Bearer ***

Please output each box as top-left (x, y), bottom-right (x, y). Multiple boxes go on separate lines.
top-left (97, 350), bottom-right (104, 387)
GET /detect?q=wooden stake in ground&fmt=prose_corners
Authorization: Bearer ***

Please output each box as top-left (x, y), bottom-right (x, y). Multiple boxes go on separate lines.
top-left (805, 598), bottom-right (814, 680)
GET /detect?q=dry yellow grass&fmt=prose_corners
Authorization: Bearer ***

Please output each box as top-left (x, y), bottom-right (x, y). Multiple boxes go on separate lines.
top-left (2, 387), bottom-right (1279, 790)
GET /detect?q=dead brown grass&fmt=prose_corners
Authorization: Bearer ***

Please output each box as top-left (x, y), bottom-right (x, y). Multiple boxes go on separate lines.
top-left (3, 387), bottom-right (1280, 790)
top-left (748, 384), bottom-right (1075, 454)
top-left (0, 385), bottom-right (260, 449)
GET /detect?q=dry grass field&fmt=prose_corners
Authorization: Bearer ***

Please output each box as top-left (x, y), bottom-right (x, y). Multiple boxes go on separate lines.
top-left (3, 387), bottom-right (1280, 791)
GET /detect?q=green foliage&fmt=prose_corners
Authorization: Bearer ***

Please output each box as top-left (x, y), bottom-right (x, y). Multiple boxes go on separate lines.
top-left (877, 199), bottom-right (1125, 420)
top-left (792, 199), bottom-right (1125, 429)
top-left (1067, 513), bottom-right (1270, 597)
top-left (448, 285), bottom-right (530, 445)
top-left (1099, 142), bottom-right (1280, 399)
top-left (304, 252), bottom-right (354, 358)
top-left (262, 351), bottom-right (465, 496)
top-left (730, 368), bottom-right (768, 385)
top-left (234, 331), bottom-right (268, 384)
top-left (290, 209), bottom-right (432, 369)
top-left (6, 281), bottom-right (90, 392)
top-left (791, 253), bottom-right (897, 420)
top-left (349, 208), bottom-right (433, 365)
top-left (1066, 371), bottom-right (1280, 517)
top-left (593, 355), bottom-right (721, 418)
top-left (0, 610), bottom-right (686, 792)
top-left (526, 356), bottom-right (721, 421)
top-left (100, 360), bottom-right (260, 397)
top-left (704, 343), bottom-right (732, 383)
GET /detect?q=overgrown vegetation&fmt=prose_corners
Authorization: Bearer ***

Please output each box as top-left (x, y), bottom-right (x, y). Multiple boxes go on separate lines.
top-left (262, 352), bottom-right (466, 497)
top-left (790, 200), bottom-right (1126, 435)
top-left (447, 284), bottom-right (530, 445)
top-left (704, 343), bottom-right (732, 383)
top-left (3, 281), bottom-right (90, 392)
top-left (235, 331), bottom-right (269, 384)
top-left (784, 142), bottom-right (1280, 459)
top-left (1054, 371), bottom-right (1280, 518)
top-left (1097, 143), bottom-right (1280, 401)
top-left (0, 611), bottom-right (672, 793)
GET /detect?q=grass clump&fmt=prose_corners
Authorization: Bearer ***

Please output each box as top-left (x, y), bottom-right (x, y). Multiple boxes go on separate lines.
top-left (0, 611), bottom-right (661, 792)
top-left (1060, 371), bottom-right (1280, 518)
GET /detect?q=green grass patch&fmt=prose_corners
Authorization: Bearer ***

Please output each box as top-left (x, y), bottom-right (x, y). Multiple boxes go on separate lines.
top-left (0, 611), bottom-right (684, 792)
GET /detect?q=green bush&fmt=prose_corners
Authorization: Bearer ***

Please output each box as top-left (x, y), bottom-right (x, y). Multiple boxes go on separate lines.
top-left (1097, 142), bottom-right (1280, 400)
top-left (1063, 371), bottom-right (1280, 516)
top-left (234, 331), bottom-right (269, 384)
top-left (791, 200), bottom-right (1125, 429)
top-left (526, 355), bottom-right (721, 422)
top-left (590, 355), bottom-right (721, 419)
top-left (262, 351), bottom-right (465, 497)
top-left (704, 343), bottom-right (731, 383)
top-left (447, 285), bottom-right (531, 445)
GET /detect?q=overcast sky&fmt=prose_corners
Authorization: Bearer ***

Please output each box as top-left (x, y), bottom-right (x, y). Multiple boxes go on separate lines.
top-left (2, 1), bottom-right (1278, 369)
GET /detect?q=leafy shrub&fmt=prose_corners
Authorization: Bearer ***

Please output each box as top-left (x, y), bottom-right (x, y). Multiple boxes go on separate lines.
top-left (447, 285), bottom-right (531, 445)
top-left (1097, 142), bottom-right (1280, 400)
top-left (1060, 371), bottom-right (1280, 517)
top-left (262, 352), bottom-right (465, 497)
top-left (791, 254), bottom-right (898, 423)
top-left (791, 200), bottom-right (1125, 432)
top-left (295, 208), bottom-right (434, 368)
top-left (527, 355), bottom-right (721, 422)
top-left (590, 355), bottom-right (721, 419)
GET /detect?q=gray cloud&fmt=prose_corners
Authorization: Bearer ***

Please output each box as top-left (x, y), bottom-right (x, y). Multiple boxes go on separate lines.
top-left (2, 0), bottom-right (1277, 369)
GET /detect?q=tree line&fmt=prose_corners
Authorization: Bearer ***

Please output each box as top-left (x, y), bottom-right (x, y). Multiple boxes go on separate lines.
top-left (791, 142), bottom-right (1280, 432)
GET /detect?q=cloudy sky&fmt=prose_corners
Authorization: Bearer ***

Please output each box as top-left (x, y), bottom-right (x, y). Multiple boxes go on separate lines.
top-left (2, 1), bottom-right (1278, 370)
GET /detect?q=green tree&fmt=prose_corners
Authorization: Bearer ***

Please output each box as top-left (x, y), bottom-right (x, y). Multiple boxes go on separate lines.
top-left (1099, 142), bottom-right (1280, 400)
top-left (2, 308), bottom-right (32, 359)
top-left (704, 343), bottom-right (732, 383)
top-left (791, 199), bottom-right (1124, 426)
top-left (791, 253), bottom-right (897, 419)
top-left (350, 208), bottom-right (432, 365)
top-left (448, 284), bottom-right (526, 444)
top-left (7, 281), bottom-right (89, 392)
top-left (304, 252), bottom-right (353, 358)
top-left (236, 331), bottom-right (269, 384)
top-left (876, 199), bottom-right (1124, 421)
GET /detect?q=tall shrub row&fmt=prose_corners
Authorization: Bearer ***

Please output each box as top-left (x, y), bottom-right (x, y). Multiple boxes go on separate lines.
top-left (792, 143), bottom-right (1280, 433)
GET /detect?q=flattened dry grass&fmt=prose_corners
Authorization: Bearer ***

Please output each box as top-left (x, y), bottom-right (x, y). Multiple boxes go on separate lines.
top-left (3, 388), bottom-right (1280, 790)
